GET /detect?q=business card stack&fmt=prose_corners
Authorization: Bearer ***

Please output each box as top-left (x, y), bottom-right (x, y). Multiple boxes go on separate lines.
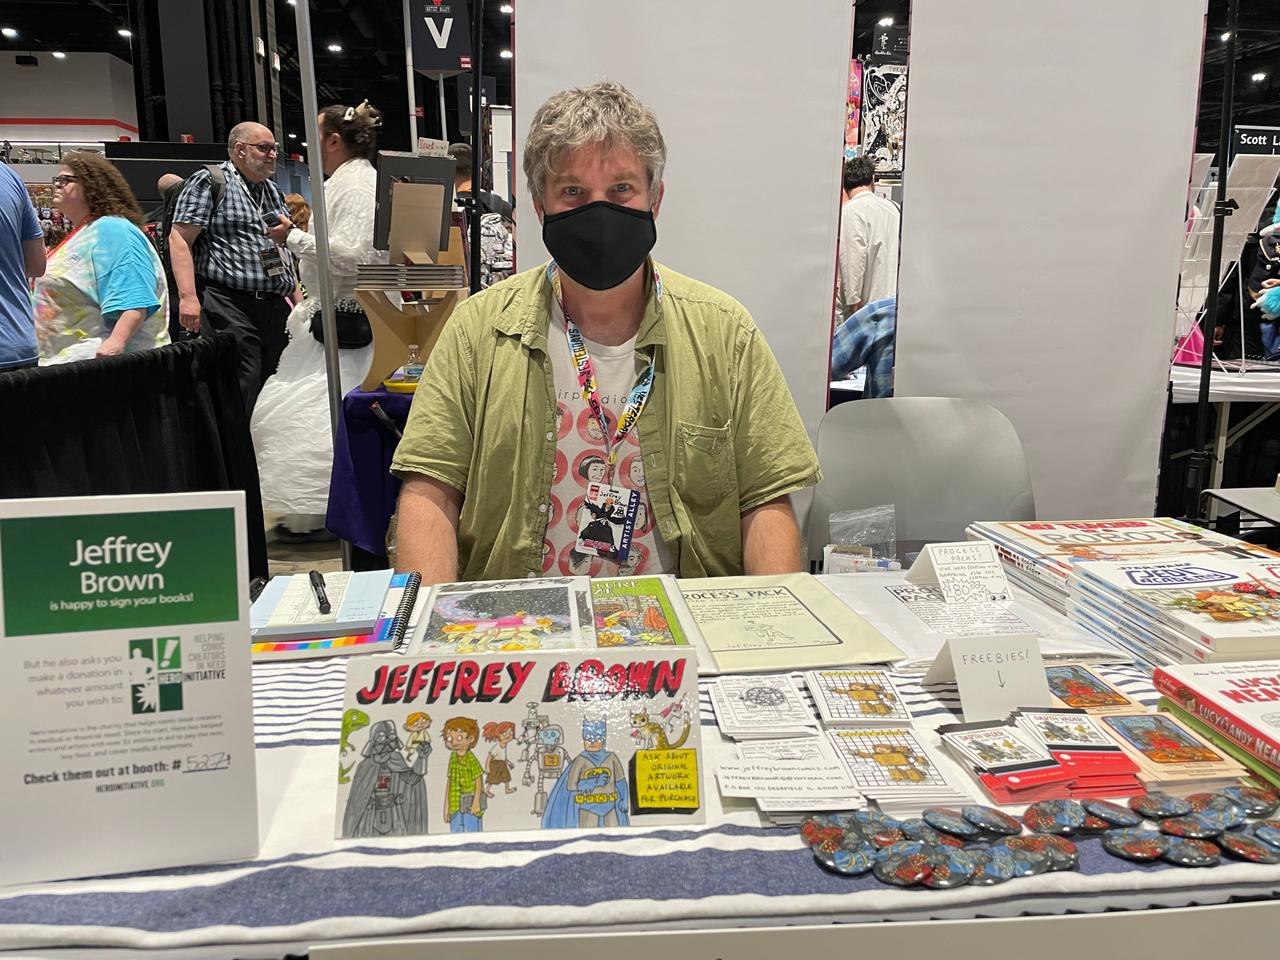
top-left (1012, 708), bottom-right (1143, 797)
top-left (937, 719), bottom-right (1077, 804)
top-left (825, 726), bottom-right (970, 818)
top-left (803, 668), bottom-right (912, 727)
top-left (710, 675), bottom-right (820, 740)
top-left (736, 738), bottom-right (867, 826)
top-left (1095, 710), bottom-right (1249, 796)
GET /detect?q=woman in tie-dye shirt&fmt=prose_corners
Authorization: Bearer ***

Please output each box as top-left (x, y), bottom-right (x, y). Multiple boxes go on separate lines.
top-left (33, 151), bottom-right (168, 363)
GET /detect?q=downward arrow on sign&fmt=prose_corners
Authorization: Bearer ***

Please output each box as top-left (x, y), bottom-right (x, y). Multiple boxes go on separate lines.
top-left (996, 670), bottom-right (1006, 688)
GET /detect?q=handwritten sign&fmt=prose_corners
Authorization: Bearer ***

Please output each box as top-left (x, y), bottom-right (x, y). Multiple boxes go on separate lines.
top-left (906, 541), bottom-right (1012, 604)
top-left (715, 760), bottom-right (857, 799)
top-left (923, 634), bottom-right (1049, 721)
top-left (632, 748), bottom-right (700, 811)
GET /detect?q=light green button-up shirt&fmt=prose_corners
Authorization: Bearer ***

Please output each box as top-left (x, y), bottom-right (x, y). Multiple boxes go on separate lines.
top-left (390, 260), bottom-right (822, 580)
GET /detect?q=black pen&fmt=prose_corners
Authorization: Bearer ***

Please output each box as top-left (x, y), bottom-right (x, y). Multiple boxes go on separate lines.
top-left (308, 569), bottom-right (331, 614)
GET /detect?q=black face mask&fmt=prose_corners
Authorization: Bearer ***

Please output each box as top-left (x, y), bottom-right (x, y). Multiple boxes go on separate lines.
top-left (542, 200), bottom-right (657, 291)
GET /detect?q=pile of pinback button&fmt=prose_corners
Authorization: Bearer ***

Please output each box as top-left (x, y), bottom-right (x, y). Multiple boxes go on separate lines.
top-left (798, 785), bottom-right (1280, 888)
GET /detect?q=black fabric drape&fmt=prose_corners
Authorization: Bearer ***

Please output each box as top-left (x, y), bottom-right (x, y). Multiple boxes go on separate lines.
top-left (0, 333), bottom-right (268, 580)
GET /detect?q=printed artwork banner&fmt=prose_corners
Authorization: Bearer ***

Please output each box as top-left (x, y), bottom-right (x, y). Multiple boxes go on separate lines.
top-left (336, 648), bottom-right (704, 837)
top-left (0, 493), bottom-right (258, 885)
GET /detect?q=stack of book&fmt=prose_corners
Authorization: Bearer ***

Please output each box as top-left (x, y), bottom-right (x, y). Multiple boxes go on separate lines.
top-left (967, 518), bottom-right (1276, 614)
top-left (1095, 710), bottom-right (1248, 796)
top-left (1154, 660), bottom-right (1280, 791)
top-left (1010, 708), bottom-right (1143, 797)
top-left (937, 718), bottom-right (1079, 804)
top-left (1068, 556), bottom-right (1280, 669)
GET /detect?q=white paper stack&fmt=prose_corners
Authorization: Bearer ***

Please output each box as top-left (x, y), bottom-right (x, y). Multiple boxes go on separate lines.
top-left (802, 668), bottom-right (911, 726)
top-left (709, 675), bottom-right (820, 740)
top-left (736, 738), bottom-right (866, 825)
top-left (824, 726), bottom-right (970, 818)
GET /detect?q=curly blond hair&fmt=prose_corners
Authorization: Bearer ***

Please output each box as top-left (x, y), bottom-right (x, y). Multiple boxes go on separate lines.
top-left (61, 151), bottom-right (144, 226)
top-left (522, 81), bottom-right (666, 203)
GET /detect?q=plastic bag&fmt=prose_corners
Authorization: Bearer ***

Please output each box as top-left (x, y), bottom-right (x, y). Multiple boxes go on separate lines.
top-left (825, 504), bottom-right (898, 571)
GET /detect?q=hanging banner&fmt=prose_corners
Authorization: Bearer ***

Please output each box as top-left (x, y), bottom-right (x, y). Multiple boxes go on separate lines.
top-left (1235, 125), bottom-right (1280, 157)
top-left (410, 0), bottom-right (473, 75)
top-left (845, 60), bottom-right (863, 161)
top-left (861, 63), bottom-right (908, 174)
top-left (457, 74), bottom-right (499, 129)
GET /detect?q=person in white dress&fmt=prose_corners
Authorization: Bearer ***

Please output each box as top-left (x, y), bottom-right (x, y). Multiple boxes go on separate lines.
top-left (252, 101), bottom-right (388, 541)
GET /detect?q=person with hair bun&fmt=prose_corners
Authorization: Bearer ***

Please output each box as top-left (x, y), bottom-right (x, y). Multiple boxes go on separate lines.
top-left (251, 100), bottom-right (389, 543)
top-left (33, 151), bottom-right (169, 362)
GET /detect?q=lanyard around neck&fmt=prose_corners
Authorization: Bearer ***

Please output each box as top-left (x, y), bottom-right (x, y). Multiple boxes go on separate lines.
top-left (547, 261), bottom-right (661, 480)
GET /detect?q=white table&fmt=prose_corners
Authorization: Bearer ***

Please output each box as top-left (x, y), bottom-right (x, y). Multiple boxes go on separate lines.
top-left (1169, 365), bottom-right (1280, 489)
top-left (1202, 486), bottom-right (1280, 526)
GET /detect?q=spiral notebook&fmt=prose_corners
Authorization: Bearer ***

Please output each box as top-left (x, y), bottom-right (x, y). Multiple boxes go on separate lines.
top-left (251, 572), bottom-right (424, 662)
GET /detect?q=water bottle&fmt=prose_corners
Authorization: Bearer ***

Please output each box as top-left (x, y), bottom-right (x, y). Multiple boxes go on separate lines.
top-left (404, 344), bottom-right (424, 382)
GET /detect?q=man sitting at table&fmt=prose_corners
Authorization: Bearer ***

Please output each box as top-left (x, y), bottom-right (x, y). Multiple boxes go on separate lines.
top-left (391, 81), bottom-right (821, 583)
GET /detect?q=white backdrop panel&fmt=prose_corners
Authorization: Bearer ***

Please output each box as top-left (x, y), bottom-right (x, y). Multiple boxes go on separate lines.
top-left (894, 0), bottom-right (1206, 519)
top-left (513, 0), bottom-right (853, 440)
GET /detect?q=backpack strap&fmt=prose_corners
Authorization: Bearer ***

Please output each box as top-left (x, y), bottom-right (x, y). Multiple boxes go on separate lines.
top-left (204, 163), bottom-right (227, 213)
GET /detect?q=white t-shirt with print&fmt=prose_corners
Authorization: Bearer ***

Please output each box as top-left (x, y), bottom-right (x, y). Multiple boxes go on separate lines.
top-left (543, 301), bottom-right (675, 578)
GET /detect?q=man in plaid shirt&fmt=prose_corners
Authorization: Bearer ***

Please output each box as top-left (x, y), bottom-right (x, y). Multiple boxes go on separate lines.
top-left (169, 121), bottom-right (294, 415)
top-left (831, 296), bottom-right (896, 399)
top-left (442, 717), bottom-right (485, 832)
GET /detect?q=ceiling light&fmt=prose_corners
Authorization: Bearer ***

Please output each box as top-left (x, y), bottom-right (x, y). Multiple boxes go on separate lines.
top-left (499, 3), bottom-right (513, 11)
top-left (1221, 32), bottom-right (1231, 41)
top-left (499, 48), bottom-right (513, 59)
top-left (326, 42), bottom-right (342, 52)
top-left (878, 16), bottom-right (894, 26)
top-left (1, 27), bottom-right (16, 39)
top-left (51, 50), bottom-right (66, 59)
top-left (1253, 72), bottom-right (1268, 82)
top-left (288, 133), bottom-right (298, 140)
top-left (301, 141), bottom-right (308, 147)
top-left (287, 0), bottom-right (296, 5)
top-left (117, 28), bottom-right (132, 38)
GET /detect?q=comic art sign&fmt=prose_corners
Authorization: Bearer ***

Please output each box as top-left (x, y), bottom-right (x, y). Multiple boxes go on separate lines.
top-left (335, 649), bottom-right (703, 838)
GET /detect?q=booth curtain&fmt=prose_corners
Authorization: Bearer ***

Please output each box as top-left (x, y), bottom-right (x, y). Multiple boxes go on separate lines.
top-left (0, 334), bottom-right (268, 580)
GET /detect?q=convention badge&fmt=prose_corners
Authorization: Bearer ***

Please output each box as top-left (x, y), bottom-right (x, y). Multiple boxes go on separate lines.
top-left (1220, 785), bottom-right (1280, 819)
top-left (800, 814), bottom-right (863, 853)
top-left (1159, 815), bottom-right (1223, 840)
top-left (961, 804), bottom-right (1022, 836)
top-left (1220, 831), bottom-right (1280, 865)
top-left (1101, 828), bottom-right (1169, 862)
top-left (259, 244), bottom-right (287, 278)
top-left (1162, 836), bottom-right (1221, 867)
top-left (1194, 803), bottom-right (1246, 831)
top-left (1082, 798), bottom-right (1144, 828)
top-left (1022, 799), bottom-right (1086, 835)
top-left (873, 839), bottom-right (930, 863)
top-left (1251, 820), bottom-right (1280, 850)
top-left (573, 481), bottom-right (640, 561)
top-left (1186, 792), bottom-right (1244, 818)
top-left (853, 809), bottom-right (904, 832)
top-left (922, 806), bottom-right (981, 839)
top-left (869, 827), bottom-right (907, 848)
top-left (1129, 790), bottom-right (1192, 820)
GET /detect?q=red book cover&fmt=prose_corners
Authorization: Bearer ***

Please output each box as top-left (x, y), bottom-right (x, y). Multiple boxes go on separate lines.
top-left (1154, 662), bottom-right (1280, 772)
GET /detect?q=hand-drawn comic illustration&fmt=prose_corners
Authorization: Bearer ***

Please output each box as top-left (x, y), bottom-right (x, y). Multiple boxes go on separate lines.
top-left (542, 716), bottom-right (630, 829)
top-left (341, 718), bottom-right (430, 837)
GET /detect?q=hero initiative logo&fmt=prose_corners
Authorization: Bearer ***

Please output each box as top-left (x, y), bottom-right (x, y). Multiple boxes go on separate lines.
top-left (128, 637), bottom-right (184, 713)
top-left (1123, 565), bottom-right (1232, 588)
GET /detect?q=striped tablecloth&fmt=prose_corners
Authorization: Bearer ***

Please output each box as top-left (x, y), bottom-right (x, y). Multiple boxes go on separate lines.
top-left (3, 662), bottom-right (1280, 956)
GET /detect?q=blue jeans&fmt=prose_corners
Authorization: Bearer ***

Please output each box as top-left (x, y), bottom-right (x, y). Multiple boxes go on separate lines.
top-left (450, 811), bottom-right (482, 833)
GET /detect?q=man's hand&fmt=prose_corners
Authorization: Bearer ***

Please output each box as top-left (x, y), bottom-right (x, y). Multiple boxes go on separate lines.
top-left (266, 215), bottom-right (294, 246)
top-left (470, 795), bottom-right (482, 816)
top-left (96, 335), bottom-right (127, 358)
top-left (1263, 279), bottom-right (1280, 290)
top-left (179, 293), bottom-right (203, 333)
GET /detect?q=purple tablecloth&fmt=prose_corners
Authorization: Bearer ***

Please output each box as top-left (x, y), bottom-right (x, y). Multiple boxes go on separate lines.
top-left (326, 386), bottom-right (414, 558)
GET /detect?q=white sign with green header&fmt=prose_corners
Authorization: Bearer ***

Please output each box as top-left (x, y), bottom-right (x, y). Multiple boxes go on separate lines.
top-left (0, 492), bottom-right (258, 885)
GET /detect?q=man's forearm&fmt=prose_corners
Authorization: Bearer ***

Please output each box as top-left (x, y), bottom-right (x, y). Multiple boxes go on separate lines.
top-left (741, 496), bottom-right (805, 575)
top-left (395, 475), bottom-right (462, 584)
top-left (168, 232), bottom-right (197, 298)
